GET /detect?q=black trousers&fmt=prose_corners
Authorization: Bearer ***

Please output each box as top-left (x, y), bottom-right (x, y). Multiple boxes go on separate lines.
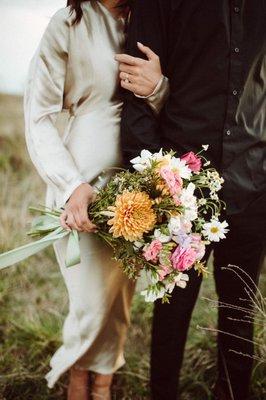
top-left (151, 197), bottom-right (266, 400)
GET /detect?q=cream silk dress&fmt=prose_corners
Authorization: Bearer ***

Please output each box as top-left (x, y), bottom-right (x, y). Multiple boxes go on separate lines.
top-left (24, 1), bottom-right (136, 389)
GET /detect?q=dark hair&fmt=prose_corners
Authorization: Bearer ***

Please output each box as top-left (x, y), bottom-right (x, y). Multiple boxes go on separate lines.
top-left (67, 0), bottom-right (132, 24)
top-left (67, 0), bottom-right (88, 24)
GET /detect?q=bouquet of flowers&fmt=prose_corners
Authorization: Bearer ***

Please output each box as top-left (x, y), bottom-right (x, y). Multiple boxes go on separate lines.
top-left (0, 146), bottom-right (228, 302)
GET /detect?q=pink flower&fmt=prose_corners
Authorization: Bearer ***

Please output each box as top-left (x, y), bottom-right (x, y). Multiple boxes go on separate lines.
top-left (190, 233), bottom-right (206, 261)
top-left (181, 152), bottom-right (202, 172)
top-left (171, 246), bottom-right (197, 272)
top-left (160, 167), bottom-right (183, 196)
top-left (143, 240), bottom-right (163, 262)
top-left (158, 265), bottom-right (172, 281)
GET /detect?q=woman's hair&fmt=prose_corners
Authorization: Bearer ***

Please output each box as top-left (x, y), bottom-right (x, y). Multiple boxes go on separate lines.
top-left (67, 0), bottom-right (132, 24)
top-left (67, 0), bottom-right (88, 24)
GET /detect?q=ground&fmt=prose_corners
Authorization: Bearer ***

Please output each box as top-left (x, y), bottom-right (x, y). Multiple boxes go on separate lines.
top-left (0, 94), bottom-right (265, 399)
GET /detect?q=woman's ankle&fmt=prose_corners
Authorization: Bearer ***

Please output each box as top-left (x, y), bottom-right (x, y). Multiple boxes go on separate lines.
top-left (91, 373), bottom-right (113, 400)
top-left (68, 369), bottom-right (89, 400)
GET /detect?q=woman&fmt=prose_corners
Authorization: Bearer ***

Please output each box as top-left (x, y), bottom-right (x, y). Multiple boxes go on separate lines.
top-left (24, 1), bottom-right (165, 399)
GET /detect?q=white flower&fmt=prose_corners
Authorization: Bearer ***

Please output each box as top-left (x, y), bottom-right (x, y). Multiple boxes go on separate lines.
top-left (141, 286), bottom-right (166, 302)
top-left (198, 198), bottom-right (207, 206)
top-left (152, 149), bottom-right (165, 162)
top-left (130, 149), bottom-right (169, 172)
top-left (166, 273), bottom-right (189, 292)
top-left (130, 150), bottom-right (153, 172)
top-left (180, 183), bottom-right (198, 221)
top-left (100, 211), bottom-right (115, 217)
top-left (169, 157), bottom-right (192, 179)
top-left (202, 219), bottom-right (229, 242)
top-left (154, 228), bottom-right (171, 243)
top-left (133, 241), bottom-right (144, 251)
top-left (210, 192), bottom-right (219, 201)
top-left (168, 216), bottom-right (182, 235)
top-left (202, 144), bottom-right (209, 151)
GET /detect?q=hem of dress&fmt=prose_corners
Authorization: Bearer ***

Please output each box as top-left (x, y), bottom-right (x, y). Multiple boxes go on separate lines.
top-left (45, 356), bottom-right (126, 389)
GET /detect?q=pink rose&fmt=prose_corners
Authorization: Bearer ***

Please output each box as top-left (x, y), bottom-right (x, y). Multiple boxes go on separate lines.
top-left (160, 167), bottom-right (183, 197)
top-left (181, 152), bottom-right (202, 172)
top-left (143, 240), bottom-right (163, 262)
top-left (190, 233), bottom-right (206, 261)
top-left (171, 246), bottom-right (197, 271)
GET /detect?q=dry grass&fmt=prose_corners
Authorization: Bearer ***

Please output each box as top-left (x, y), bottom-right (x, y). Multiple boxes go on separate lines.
top-left (0, 94), bottom-right (265, 400)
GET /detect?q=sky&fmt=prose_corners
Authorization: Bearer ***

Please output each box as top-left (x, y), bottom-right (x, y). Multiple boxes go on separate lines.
top-left (0, 0), bottom-right (65, 95)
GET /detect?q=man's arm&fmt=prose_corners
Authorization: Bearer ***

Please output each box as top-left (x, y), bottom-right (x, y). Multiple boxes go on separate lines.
top-left (120, 0), bottom-right (170, 167)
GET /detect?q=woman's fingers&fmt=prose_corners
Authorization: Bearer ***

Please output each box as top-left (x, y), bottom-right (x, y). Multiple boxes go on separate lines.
top-left (119, 71), bottom-right (136, 83)
top-left (60, 211), bottom-right (71, 231)
top-left (75, 208), bottom-right (97, 233)
top-left (65, 210), bottom-right (81, 232)
top-left (116, 44), bottom-right (162, 97)
top-left (121, 79), bottom-right (137, 93)
top-left (115, 53), bottom-right (142, 66)
top-left (119, 62), bottom-right (139, 75)
top-left (137, 42), bottom-right (158, 61)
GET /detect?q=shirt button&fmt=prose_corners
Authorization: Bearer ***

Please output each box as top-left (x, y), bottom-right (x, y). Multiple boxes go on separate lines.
top-left (232, 89), bottom-right (238, 96)
top-left (234, 6), bottom-right (240, 13)
top-left (234, 47), bottom-right (240, 53)
top-left (226, 129), bottom-right (231, 136)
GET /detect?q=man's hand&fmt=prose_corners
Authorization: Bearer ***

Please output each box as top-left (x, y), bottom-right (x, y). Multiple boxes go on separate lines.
top-left (60, 183), bottom-right (97, 233)
top-left (115, 42), bottom-right (163, 97)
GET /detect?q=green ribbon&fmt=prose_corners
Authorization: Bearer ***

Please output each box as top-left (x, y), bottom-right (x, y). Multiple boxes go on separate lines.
top-left (0, 215), bottom-right (81, 270)
top-left (65, 229), bottom-right (81, 267)
top-left (0, 168), bottom-right (122, 272)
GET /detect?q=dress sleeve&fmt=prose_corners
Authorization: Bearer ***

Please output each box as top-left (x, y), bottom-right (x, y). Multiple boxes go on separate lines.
top-left (24, 9), bottom-right (86, 205)
top-left (135, 76), bottom-right (170, 114)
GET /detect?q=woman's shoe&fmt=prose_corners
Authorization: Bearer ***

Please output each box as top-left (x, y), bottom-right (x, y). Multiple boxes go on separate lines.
top-left (68, 367), bottom-right (90, 400)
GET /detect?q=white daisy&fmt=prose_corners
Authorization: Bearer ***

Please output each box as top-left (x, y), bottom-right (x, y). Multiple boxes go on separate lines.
top-left (202, 219), bottom-right (229, 242)
top-left (169, 157), bottom-right (192, 179)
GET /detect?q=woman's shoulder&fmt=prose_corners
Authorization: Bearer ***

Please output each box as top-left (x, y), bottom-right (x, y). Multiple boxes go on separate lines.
top-left (48, 6), bottom-right (75, 29)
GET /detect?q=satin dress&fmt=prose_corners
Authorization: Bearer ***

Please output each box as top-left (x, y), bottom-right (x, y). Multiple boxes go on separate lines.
top-left (24, 1), bottom-right (135, 388)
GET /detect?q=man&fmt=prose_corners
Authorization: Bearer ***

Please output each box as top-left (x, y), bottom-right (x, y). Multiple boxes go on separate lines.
top-left (117, 1), bottom-right (266, 399)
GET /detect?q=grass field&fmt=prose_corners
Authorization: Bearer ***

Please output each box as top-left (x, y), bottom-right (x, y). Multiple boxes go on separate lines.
top-left (0, 94), bottom-right (265, 400)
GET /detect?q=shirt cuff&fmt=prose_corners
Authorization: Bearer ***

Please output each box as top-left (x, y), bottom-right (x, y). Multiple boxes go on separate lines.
top-left (135, 76), bottom-right (170, 114)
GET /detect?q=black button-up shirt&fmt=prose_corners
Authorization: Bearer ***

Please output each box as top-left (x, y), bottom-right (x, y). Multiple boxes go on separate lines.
top-left (121, 0), bottom-right (266, 215)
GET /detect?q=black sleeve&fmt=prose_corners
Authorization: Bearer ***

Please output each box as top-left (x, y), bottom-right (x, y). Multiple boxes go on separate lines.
top-left (121, 0), bottom-right (170, 167)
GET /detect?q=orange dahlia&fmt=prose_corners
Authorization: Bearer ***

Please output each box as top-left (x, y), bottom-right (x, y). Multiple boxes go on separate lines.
top-left (107, 191), bottom-right (156, 242)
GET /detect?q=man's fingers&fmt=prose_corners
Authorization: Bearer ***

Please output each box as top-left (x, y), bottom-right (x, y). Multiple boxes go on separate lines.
top-left (137, 42), bottom-right (158, 61)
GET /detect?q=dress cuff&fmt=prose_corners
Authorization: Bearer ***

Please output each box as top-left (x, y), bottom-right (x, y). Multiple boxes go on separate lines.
top-left (135, 76), bottom-right (170, 114)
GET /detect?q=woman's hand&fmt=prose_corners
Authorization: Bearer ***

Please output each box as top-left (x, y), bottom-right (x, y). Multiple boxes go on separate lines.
top-left (115, 42), bottom-right (163, 97)
top-left (60, 183), bottom-right (97, 233)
